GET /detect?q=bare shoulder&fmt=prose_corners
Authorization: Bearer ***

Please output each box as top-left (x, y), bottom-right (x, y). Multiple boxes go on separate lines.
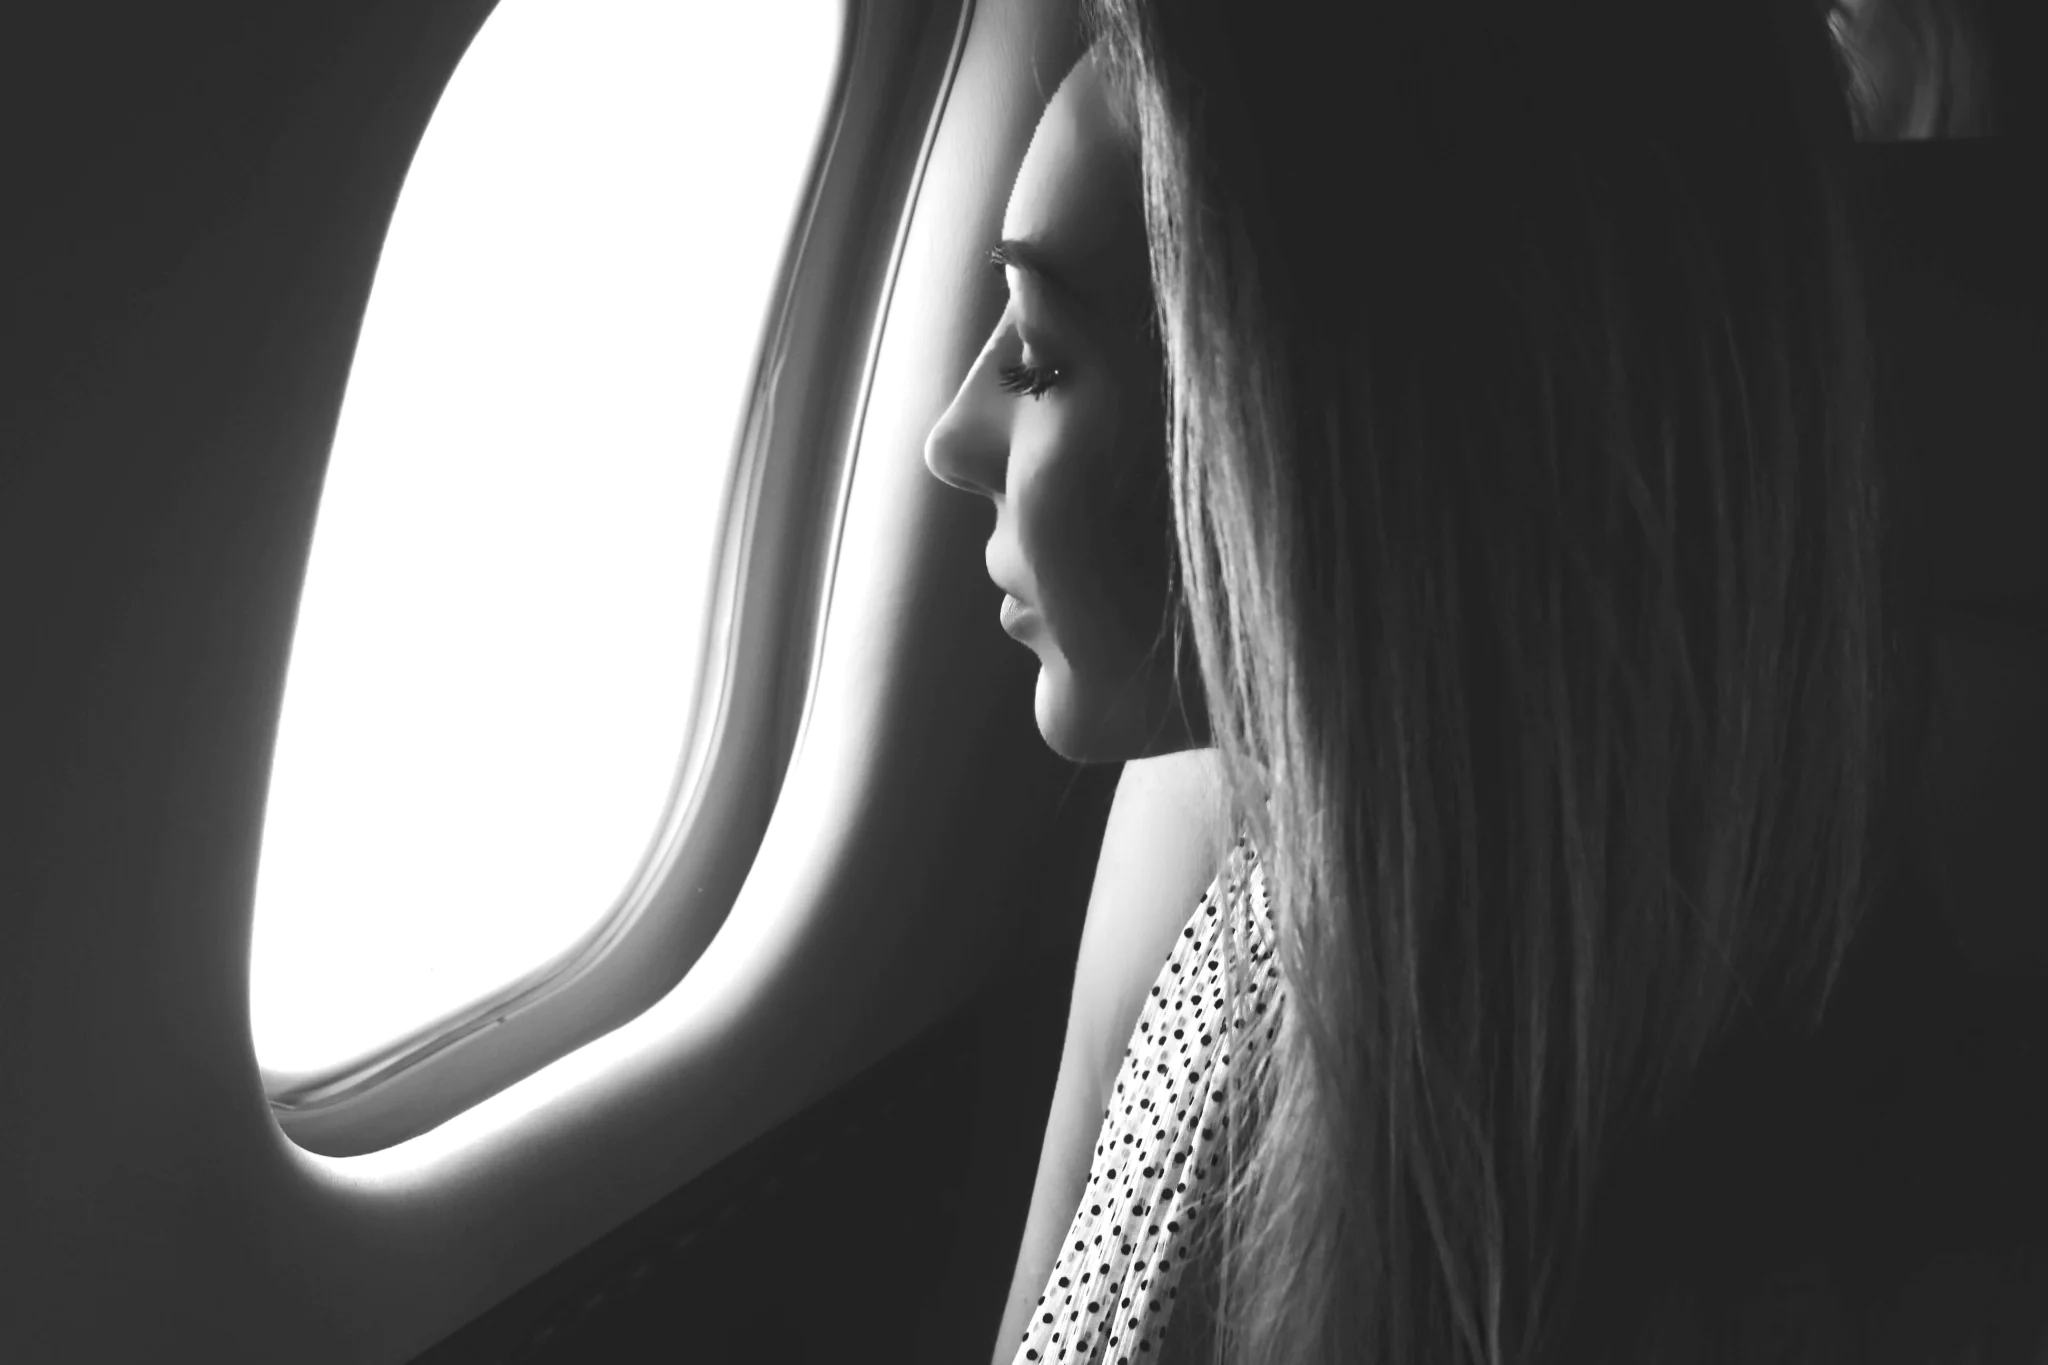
top-left (981, 750), bottom-right (1237, 1364)
top-left (1071, 748), bottom-right (1237, 1097)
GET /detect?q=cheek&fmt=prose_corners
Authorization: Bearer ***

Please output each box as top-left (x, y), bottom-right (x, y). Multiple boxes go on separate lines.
top-left (1013, 387), bottom-right (1172, 650)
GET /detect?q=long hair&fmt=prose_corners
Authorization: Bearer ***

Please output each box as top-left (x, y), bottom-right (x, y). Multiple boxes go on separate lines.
top-left (1084, 1), bottom-right (1926, 1361)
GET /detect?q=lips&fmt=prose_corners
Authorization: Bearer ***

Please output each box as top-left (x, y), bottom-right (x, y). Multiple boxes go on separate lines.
top-left (984, 546), bottom-right (1031, 614)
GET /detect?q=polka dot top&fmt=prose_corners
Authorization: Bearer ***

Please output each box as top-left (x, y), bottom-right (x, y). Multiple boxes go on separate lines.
top-left (1010, 834), bottom-right (1284, 1365)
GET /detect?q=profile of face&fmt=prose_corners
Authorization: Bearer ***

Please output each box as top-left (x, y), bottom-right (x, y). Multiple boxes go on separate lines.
top-left (924, 50), bottom-right (1204, 764)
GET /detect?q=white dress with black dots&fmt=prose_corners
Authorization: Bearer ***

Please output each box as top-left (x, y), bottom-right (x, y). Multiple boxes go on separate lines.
top-left (1011, 835), bottom-right (1283, 1365)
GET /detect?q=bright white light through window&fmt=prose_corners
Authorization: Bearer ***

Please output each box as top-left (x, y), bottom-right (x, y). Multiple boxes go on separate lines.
top-left (251, 0), bottom-right (843, 1080)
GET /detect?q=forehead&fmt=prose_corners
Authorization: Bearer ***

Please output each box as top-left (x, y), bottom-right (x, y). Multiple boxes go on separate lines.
top-left (1001, 55), bottom-right (1144, 306)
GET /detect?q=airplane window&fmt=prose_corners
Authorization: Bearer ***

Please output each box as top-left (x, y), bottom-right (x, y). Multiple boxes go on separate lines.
top-left (249, 0), bottom-right (842, 1083)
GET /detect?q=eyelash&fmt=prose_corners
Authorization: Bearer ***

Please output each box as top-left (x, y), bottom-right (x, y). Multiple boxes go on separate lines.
top-left (997, 361), bottom-right (1062, 399)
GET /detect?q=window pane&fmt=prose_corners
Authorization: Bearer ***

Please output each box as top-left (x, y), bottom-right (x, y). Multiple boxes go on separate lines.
top-left (251, 0), bottom-right (842, 1080)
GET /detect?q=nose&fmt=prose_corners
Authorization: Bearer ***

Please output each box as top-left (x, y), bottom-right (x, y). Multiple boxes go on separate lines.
top-left (923, 355), bottom-right (1005, 500)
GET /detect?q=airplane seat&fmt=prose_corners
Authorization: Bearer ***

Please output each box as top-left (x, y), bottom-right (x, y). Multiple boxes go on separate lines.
top-left (1869, 135), bottom-right (2048, 984)
top-left (1846, 133), bottom-right (2048, 1353)
top-left (1565, 135), bottom-right (2048, 1363)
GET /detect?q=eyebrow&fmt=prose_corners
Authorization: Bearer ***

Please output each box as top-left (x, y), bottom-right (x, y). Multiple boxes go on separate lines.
top-left (988, 238), bottom-right (1092, 314)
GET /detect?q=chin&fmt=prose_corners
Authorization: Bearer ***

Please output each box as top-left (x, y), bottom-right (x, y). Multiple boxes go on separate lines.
top-left (1030, 662), bottom-right (1114, 764)
top-left (1031, 658), bottom-right (1199, 765)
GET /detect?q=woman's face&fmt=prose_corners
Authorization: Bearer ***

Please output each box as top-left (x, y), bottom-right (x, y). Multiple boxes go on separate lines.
top-left (924, 52), bottom-right (1204, 763)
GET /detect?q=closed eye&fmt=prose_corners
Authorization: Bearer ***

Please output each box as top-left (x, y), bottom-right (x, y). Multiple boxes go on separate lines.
top-left (996, 361), bottom-right (1062, 399)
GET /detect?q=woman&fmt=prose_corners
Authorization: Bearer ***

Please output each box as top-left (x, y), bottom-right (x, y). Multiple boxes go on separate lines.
top-left (938, 1), bottom-right (1955, 1361)
top-left (1083, 0), bottom-right (1950, 1362)
top-left (924, 44), bottom-right (1279, 1365)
